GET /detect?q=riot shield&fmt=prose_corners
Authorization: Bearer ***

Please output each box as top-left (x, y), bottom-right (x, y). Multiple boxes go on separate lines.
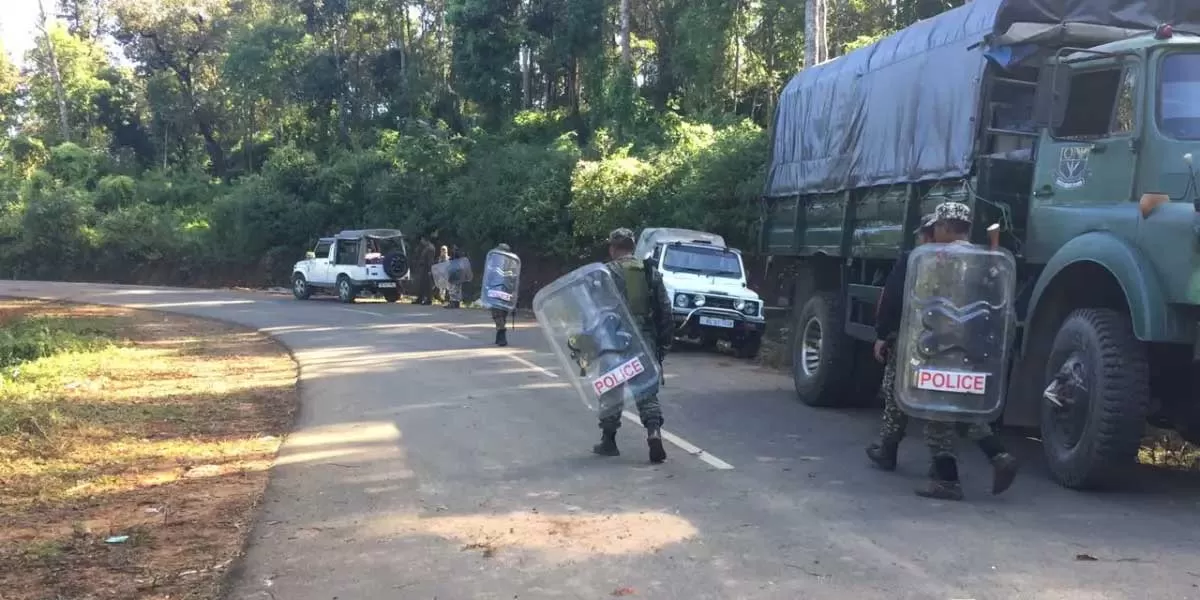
top-left (431, 257), bottom-right (473, 290)
top-left (481, 250), bottom-right (521, 311)
top-left (894, 242), bottom-right (1016, 423)
top-left (533, 263), bottom-right (662, 415)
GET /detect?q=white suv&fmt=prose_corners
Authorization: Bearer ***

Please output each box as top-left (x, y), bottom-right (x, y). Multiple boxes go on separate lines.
top-left (637, 228), bottom-right (766, 359)
top-left (292, 229), bottom-right (409, 303)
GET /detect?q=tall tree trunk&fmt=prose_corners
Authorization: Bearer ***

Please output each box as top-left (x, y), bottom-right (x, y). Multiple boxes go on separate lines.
top-left (521, 47), bottom-right (532, 109)
top-left (37, 0), bottom-right (72, 142)
top-left (620, 0), bottom-right (631, 69)
top-left (804, 0), bottom-right (828, 67)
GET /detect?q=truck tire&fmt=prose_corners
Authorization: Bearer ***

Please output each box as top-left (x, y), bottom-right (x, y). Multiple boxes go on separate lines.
top-left (383, 252), bottom-right (408, 280)
top-left (337, 275), bottom-right (358, 304)
top-left (792, 291), bottom-right (854, 407)
top-left (292, 273), bottom-right (311, 300)
top-left (1040, 308), bottom-right (1150, 490)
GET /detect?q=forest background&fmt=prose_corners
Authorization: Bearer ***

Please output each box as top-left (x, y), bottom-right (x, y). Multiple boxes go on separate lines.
top-left (0, 0), bottom-right (966, 290)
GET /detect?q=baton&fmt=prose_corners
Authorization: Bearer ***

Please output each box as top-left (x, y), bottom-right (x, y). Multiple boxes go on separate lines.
top-left (987, 223), bottom-right (1001, 250)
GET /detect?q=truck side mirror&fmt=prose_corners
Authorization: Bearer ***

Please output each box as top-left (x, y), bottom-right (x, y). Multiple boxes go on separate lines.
top-left (306, 251), bottom-right (316, 259)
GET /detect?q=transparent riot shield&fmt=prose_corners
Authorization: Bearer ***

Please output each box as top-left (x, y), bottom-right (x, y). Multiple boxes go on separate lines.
top-left (894, 242), bottom-right (1016, 423)
top-left (431, 257), bottom-right (473, 290)
top-left (481, 250), bottom-right (521, 311)
top-left (533, 263), bottom-right (662, 415)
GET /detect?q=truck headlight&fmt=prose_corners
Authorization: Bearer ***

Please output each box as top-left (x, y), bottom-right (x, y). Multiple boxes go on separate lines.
top-left (675, 293), bottom-right (689, 308)
top-left (734, 299), bottom-right (746, 311)
top-left (743, 302), bottom-right (758, 316)
top-left (693, 295), bottom-right (706, 307)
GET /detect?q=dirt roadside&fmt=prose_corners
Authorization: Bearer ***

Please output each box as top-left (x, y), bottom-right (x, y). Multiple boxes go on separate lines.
top-left (0, 300), bottom-right (297, 600)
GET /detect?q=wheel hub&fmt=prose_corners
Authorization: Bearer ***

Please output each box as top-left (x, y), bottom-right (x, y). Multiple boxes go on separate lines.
top-left (1045, 354), bottom-right (1090, 448)
top-left (800, 317), bottom-right (823, 377)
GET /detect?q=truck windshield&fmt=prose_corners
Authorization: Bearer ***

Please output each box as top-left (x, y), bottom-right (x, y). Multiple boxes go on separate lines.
top-left (662, 245), bottom-right (742, 278)
top-left (1159, 52), bottom-right (1200, 139)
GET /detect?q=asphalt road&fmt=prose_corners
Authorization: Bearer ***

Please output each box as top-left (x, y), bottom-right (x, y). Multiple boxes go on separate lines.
top-left (3, 281), bottom-right (1199, 600)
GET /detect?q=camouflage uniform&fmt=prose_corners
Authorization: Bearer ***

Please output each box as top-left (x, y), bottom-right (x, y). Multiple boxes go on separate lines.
top-left (876, 347), bottom-right (908, 444)
top-left (593, 228), bottom-right (673, 463)
top-left (914, 201), bottom-right (1019, 501)
top-left (598, 253), bottom-right (671, 432)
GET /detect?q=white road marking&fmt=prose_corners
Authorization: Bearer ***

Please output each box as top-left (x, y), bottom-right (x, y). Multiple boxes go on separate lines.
top-left (430, 325), bottom-right (470, 339)
top-left (507, 354), bottom-right (559, 378)
top-left (498, 351), bottom-right (734, 470)
top-left (334, 307), bottom-right (384, 318)
top-left (623, 411), bottom-right (734, 470)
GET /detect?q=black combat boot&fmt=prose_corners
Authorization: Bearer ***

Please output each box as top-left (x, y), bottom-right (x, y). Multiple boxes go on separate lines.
top-left (593, 430), bottom-right (619, 456)
top-left (647, 428), bottom-right (666, 463)
top-left (865, 440), bottom-right (899, 471)
top-left (916, 456), bottom-right (964, 501)
top-left (495, 328), bottom-right (507, 347)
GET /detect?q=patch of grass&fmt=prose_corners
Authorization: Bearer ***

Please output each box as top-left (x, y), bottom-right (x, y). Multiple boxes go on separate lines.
top-left (0, 299), bottom-right (297, 600)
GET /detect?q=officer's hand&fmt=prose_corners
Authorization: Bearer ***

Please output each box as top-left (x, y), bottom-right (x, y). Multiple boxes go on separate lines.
top-left (873, 339), bottom-right (888, 363)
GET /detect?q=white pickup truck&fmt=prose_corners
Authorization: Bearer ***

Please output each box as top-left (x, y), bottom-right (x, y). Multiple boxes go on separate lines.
top-left (291, 229), bottom-right (410, 303)
top-left (636, 228), bottom-right (766, 359)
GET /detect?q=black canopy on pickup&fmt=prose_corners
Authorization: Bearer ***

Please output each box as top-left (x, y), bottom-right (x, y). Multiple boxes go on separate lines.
top-left (763, 0), bottom-right (1200, 199)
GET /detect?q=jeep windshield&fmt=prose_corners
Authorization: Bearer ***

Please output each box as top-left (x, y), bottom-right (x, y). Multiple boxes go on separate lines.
top-left (662, 245), bottom-right (742, 279)
top-left (1159, 52), bottom-right (1200, 139)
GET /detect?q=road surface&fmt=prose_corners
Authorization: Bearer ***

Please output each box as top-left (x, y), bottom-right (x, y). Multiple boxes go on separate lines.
top-left (2, 281), bottom-right (1198, 600)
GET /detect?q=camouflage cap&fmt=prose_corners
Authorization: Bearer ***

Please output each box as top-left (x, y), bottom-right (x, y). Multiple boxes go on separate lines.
top-left (934, 201), bottom-right (972, 224)
top-left (608, 228), bottom-right (636, 245)
top-left (913, 213), bottom-right (937, 234)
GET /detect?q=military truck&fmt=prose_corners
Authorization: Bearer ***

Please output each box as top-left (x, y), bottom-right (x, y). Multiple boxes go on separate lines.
top-left (759, 0), bottom-right (1200, 490)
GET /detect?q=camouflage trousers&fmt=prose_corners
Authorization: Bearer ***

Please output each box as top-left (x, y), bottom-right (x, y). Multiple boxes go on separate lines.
top-left (490, 308), bottom-right (508, 329)
top-left (599, 394), bottom-right (663, 432)
top-left (877, 351), bottom-right (908, 443)
top-left (878, 348), bottom-right (995, 458)
top-left (448, 283), bottom-right (462, 302)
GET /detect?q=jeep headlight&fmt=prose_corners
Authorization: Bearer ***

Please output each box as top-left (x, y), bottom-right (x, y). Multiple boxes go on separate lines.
top-left (675, 293), bottom-right (689, 308)
top-left (734, 299), bottom-right (746, 311)
top-left (743, 301), bottom-right (758, 316)
top-left (693, 295), bottom-right (706, 307)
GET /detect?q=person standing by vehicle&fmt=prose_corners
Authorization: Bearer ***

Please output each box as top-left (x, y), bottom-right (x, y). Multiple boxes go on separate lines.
top-left (434, 245), bottom-right (450, 303)
top-left (915, 202), bottom-right (1019, 501)
top-left (488, 243), bottom-right (516, 347)
top-left (593, 228), bottom-right (674, 463)
top-left (412, 234), bottom-right (437, 305)
top-left (445, 245), bottom-right (465, 309)
top-left (866, 213), bottom-right (936, 470)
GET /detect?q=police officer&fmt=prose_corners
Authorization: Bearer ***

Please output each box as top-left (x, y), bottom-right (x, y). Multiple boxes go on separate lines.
top-left (593, 228), bottom-right (673, 463)
top-left (490, 243), bottom-right (515, 347)
top-left (917, 202), bottom-right (1019, 501)
top-left (866, 213), bottom-right (936, 470)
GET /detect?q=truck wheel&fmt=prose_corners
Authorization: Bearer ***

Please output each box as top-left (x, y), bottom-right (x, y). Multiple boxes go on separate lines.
top-left (382, 288), bottom-right (399, 303)
top-left (337, 276), bottom-right (357, 304)
top-left (1040, 308), bottom-right (1150, 489)
top-left (792, 291), bottom-right (854, 407)
top-left (292, 274), bottom-right (311, 300)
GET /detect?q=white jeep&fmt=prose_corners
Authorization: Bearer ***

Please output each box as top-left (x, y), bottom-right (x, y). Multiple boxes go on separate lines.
top-left (291, 229), bottom-right (410, 303)
top-left (636, 228), bottom-right (766, 359)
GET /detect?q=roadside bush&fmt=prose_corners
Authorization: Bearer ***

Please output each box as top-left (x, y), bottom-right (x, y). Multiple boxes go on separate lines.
top-left (0, 316), bottom-right (115, 370)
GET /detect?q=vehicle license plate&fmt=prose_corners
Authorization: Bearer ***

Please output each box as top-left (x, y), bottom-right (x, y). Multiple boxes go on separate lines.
top-left (699, 316), bottom-right (734, 328)
top-left (592, 357), bottom-right (645, 396)
top-left (377, 281), bottom-right (397, 288)
top-left (914, 368), bottom-right (987, 395)
top-left (487, 289), bottom-right (513, 301)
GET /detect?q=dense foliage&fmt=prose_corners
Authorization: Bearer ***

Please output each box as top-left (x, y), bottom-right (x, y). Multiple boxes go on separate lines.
top-left (0, 0), bottom-right (961, 286)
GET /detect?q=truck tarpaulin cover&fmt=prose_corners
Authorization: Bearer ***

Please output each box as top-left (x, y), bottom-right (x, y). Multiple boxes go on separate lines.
top-left (763, 0), bottom-right (1200, 198)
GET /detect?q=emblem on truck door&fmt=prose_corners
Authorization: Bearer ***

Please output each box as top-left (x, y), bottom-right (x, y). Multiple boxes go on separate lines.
top-left (1054, 146), bottom-right (1091, 189)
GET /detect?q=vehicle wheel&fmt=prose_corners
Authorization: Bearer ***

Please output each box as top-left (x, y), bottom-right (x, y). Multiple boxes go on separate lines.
top-left (382, 252), bottom-right (408, 280)
top-left (733, 335), bottom-right (761, 360)
top-left (292, 274), bottom-right (311, 300)
top-left (792, 291), bottom-right (854, 407)
top-left (382, 289), bottom-right (399, 303)
top-left (337, 276), bottom-right (357, 304)
top-left (1040, 308), bottom-right (1150, 490)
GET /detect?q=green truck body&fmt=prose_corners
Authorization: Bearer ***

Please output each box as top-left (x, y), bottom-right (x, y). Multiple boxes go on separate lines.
top-left (760, 0), bottom-right (1200, 489)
